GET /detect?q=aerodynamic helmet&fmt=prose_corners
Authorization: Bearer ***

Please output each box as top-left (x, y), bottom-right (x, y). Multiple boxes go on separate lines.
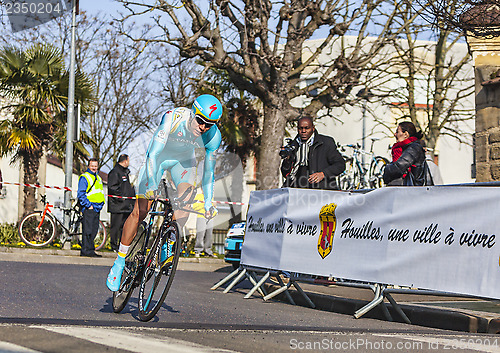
top-left (192, 94), bottom-right (223, 125)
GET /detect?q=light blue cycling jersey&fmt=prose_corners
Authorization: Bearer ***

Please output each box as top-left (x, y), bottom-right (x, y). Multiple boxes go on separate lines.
top-left (137, 107), bottom-right (221, 211)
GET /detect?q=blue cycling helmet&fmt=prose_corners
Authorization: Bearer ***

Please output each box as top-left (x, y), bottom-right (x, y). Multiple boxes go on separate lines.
top-left (192, 94), bottom-right (223, 123)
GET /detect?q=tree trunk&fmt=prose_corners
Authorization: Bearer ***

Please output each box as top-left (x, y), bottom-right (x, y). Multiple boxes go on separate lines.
top-left (22, 151), bottom-right (42, 216)
top-left (256, 104), bottom-right (288, 190)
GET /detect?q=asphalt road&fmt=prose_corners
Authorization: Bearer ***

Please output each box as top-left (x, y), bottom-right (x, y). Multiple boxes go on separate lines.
top-left (1, 261), bottom-right (499, 353)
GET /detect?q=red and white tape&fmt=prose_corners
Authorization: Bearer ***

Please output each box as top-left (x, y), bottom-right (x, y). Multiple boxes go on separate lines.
top-left (2, 181), bottom-right (247, 206)
top-left (3, 181), bottom-right (72, 192)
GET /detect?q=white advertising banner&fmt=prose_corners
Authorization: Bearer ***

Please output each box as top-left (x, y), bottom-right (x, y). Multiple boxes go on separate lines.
top-left (241, 187), bottom-right (500, 299)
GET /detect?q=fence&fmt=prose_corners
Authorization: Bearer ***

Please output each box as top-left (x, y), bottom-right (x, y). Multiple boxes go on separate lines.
top-left (213, 184), bottom-right (500, 322)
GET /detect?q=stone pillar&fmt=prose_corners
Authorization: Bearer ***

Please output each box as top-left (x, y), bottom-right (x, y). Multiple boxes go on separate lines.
top-left (466, 34), bottom-right (500, 181)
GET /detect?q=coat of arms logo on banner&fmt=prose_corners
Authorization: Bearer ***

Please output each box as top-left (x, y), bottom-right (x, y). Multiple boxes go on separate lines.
top-left (318, 203), bottom-right (338, 259)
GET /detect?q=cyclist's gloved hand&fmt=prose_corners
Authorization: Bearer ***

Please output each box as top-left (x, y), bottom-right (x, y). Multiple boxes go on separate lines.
top-left (205, 205), bottom-right (218, 219)
top-left (144, 189), bottom-right (159, 200)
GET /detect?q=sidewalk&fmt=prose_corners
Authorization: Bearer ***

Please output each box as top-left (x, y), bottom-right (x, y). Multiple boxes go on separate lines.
top-left (0, 246), bottom-right (227, 272)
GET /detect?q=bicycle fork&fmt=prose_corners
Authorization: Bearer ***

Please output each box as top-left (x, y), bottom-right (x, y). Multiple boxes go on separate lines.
top-left (36, 208), bottom-right (50, 229)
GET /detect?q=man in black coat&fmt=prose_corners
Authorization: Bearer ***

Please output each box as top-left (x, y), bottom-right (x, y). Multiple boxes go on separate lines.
top-left (107, 154), bottom-right (135, 251)
top-left (281, 116), bottom-right (345, 190)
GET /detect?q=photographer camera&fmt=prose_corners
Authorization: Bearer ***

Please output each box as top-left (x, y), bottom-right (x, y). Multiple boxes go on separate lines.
top-left (280, 116), bottom-right (345, 190)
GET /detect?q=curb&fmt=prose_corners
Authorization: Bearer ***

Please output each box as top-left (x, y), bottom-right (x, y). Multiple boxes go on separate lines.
top-left (264, 284), bottom-right (500, 334)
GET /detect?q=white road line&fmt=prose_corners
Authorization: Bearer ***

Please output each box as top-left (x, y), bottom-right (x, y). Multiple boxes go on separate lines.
top-left (374, 333), bottom-right (500, 353)
top-left (36, 326), bottom-right (238, 353)
top-left (0, 341), bottom-right (40, 353)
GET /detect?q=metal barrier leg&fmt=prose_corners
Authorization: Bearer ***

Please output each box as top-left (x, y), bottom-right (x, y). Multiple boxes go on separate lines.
top-left (264, 275), bottom-right (295, 305)
top-left (245, 271), bottom-right (266, 297)
top-left (292, 281), bottom-right (316, 309)
top-left (278, 275), bottom-right (295, 305)
top-left (385, 293), bottom-right (411, 324)
top-left (263, 281), bottom-right (294, 304)
top-left (244, 271), bottom-right (270, 299)
top-left (211, 267), bottom-right (241, 290)
top-left (223, 268), bottom-right (247, 293)
top-left (379, 301), bottom-right (393, 322)
top-left (354, 284), bottom-right (384, 319)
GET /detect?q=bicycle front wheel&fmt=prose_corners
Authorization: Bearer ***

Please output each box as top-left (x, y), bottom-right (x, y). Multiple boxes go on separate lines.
top-left (138, 221), bottom-right (181, 322)
top-left (94, 221), bottom-right (108, 251)
top-left (369, 156), bottom-right (389, 188)
top-left (18, 212), bottom-right (56, 247)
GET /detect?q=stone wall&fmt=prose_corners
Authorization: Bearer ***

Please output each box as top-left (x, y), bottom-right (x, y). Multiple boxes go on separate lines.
top-left (467, 35), bottom-right (500, 181)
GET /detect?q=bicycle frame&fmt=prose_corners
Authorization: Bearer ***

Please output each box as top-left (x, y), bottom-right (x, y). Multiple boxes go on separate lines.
top-left (35, 196), bottom-right (82, 246)
top-left (120, 184), bottom-right (202, 287)
top-left (117, 194), bottom-right (176, 294)
top-left (338, 140), bottom-right (388, 190)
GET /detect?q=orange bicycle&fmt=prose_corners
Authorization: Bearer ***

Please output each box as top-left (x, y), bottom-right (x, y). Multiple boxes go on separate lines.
top-left (18, 194), bottom-right (107, 250)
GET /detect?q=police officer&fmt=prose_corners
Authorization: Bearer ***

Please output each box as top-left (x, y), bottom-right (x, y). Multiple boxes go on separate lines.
top-left (77, 158), bottom-right (105, 257)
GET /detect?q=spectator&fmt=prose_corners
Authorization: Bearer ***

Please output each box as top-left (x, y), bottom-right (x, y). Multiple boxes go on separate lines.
top-left (193, 192), bottom-right (216, 257)
top-left (280, 116), bottom-right (345, 189)
top-left (107, 154), bottom-right (135, 252)
top-left (77, 158), bottom-right (105, 257)
top-left (383, 121), bottom-right (431, 186)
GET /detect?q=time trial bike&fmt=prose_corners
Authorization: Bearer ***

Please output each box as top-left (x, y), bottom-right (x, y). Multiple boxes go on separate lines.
top-left (112, 182), bottom-right (205, 321)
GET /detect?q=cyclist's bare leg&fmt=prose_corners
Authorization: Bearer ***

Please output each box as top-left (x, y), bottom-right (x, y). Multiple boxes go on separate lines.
top-left (173, 182), bottom-right (194, 228)
top-left (107, 198), bottom-right (154, 291)
top-left (120, 197), bottom-right (153, 246)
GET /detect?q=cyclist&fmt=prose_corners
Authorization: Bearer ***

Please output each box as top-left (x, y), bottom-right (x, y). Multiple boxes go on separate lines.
top-left (106, 94), bottom-right (223, 291)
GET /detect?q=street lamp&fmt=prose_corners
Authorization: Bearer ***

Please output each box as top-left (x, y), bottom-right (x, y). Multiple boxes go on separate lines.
top-left (63, 0), bottom-right (78, 246)
top-left (356, 88), bottom-right (374, 165)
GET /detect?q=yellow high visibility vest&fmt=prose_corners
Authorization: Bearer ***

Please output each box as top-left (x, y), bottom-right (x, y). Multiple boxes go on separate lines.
top-left (192, 193), bottom-right (205, 218)
top-left (80, 172), bottom-right (105, 203)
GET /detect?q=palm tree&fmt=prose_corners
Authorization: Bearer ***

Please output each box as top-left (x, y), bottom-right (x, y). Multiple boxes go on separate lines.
top-left (0, 44), bottom-right (95, 215)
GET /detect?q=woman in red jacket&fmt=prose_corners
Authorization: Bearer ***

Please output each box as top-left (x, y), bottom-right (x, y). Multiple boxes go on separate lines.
top-left (383, 121), bottom-right (427, 186)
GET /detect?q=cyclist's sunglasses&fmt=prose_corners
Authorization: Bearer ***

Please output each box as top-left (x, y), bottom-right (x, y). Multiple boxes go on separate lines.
top-left (194, 114), bottom-right (215, 127)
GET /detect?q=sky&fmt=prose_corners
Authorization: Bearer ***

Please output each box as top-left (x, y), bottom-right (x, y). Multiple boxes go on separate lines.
top-left (81, 0), bottom-right (126, 16)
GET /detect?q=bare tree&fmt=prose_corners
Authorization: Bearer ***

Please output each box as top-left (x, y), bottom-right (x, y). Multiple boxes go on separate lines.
top-left (76, 17), bottom-right (160, 167)
top-left (115, 0), bottom-right (418, 189)
top-left (0, 13), bottom-right (175, 168)
top-left (373, 2), bottom-right (474, 157)
top-left (151, 51), bottom-right (199, 108)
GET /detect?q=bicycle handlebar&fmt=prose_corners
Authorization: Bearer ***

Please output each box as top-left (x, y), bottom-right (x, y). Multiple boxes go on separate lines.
top-left (343, 144), bottom-right (374, 156)
top-left (156, 181), bottom-right (216, 219)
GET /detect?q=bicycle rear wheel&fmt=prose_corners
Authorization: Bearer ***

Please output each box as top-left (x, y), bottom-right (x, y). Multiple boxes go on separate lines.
top-left (112, 222), bottom-right (147, 313)
top-left (138, 221), bottom-right (181, 322)
top-left (18, 212), bottom-right (56, 247)
top-left (369, 156), bottom-right (389, 188)
top-left (94, 221), bottom-right (108, 251)
top-left (337, 157), bottom-right (354, 190)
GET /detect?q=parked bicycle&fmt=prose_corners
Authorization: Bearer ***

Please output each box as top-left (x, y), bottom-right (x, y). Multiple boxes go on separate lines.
top-left (337, 139), bottom-right (389, 190)
top-left (18, 194), bottom-right (107, 250)
top-left (112, 182), bottom-right (205, 321)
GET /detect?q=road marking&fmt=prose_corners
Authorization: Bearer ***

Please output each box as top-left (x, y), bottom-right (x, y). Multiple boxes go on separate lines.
top-left (374, 333), bottom-right (500, 353)
top-left (37, 326), bottom-right (238, 353)
top-left (0, 341), bottom-right (40, 353)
